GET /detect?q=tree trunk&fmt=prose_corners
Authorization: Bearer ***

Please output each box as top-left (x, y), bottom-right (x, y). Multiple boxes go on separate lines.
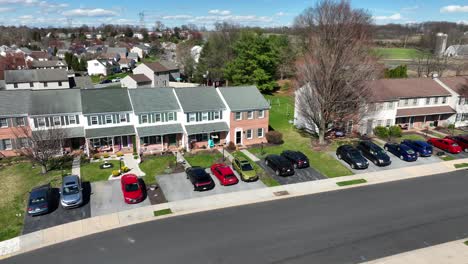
top-left (41, 164), bottom-right (47, 174)
top-left (318, 120), bottom-right (326, 145)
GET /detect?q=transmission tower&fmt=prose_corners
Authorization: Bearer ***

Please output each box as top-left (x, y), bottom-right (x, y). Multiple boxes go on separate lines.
top-left (138, 12), bottom-right (145, 29)
top-left (67, 18), bottom-right (73, 28)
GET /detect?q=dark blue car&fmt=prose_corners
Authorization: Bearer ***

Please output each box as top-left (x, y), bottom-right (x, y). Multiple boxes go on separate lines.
top-left (401, 140), bottom-right (433, 157)
top-left (384, 143), bottom-right (418, 162)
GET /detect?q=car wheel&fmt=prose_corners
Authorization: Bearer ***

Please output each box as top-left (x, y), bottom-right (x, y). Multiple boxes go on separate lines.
top-left (265, 160), bottom-right (269, 166)
top-left (337, 154), bottom-right (342, 159)
top-left (400, 155), bottom-right (404, 160)
top-left (385, 146), bottom-right (388, 151)
top-left (293, 163), bottom-right (298, 169)
top-left (275, 170), bottom-right (280, 176)
top-left (373, 159), bottom-right (378, 165)
top-left (351, 164), bottom-right (355, 169)
top-left (465, 148), bottom-right (468, 153)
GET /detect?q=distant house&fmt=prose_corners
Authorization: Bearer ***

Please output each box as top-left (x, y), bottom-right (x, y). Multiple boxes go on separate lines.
top-left (57, 49), bottom-right (69, 59)
top-left (121, 74), bottom-right (152, 88)
top-left (159, 60), bottom-right (181, 81)
top-left (130, 44), bottom-right (150, 59)
top-left (106, 47), bottom-right (128, 60)
top-left (87, 59), bottom-right (119, 76)
top-left (127, 52), bottom-right (139, 62)
top-left (72, 76), bottom-right (94, 89)
top-left (133, 33), bottom-right (144, 40)
top-left (132, 62), bottom-right (171, 87)
top-left (16, 47), bottom-right (32, 56)
top-left (86, 45), bottom-right (104, 54)
top-left (118, 58), bottom-right (136, 71)
top-left (29, 51), bottom-right (50, 61)
top-left (4, 69), bottom-right (70, 90)
top-left (445, 45), bottom-right (468, 58)
top-left (31, 60), bottom-right (68, 70)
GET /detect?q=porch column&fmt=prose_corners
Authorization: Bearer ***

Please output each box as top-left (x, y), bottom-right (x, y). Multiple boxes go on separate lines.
top-left (423, 115), bottom-right (427, 127)
top-left (161, 135), bottom-right (164, 151)
top-left (111, 137), bottom-right (115, 153)
top-left (85, 139), bottom-right (90, 157)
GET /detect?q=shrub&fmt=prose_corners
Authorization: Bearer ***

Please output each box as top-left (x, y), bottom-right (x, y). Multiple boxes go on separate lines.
top-left (116, 151), bottom-right (124, 157)
top-left (121, 166), bottom-right (130, 173)
top-left (373, 126), bottom-right (389, 138)
top-left (112, 170), bottom-right (120, 177)
top-left (133, 155), bottom-right (139, 160)
top-left (226, 141), bottom-right (237, 151)
top-left (447, 124), bottom-right (455, 130)
top-left (266, 131), bottom-right (283, 144)
top-left (92, 153), bottom-right (101, 160)
top-left (103, 153), bottom-right (110, 158)
top-left (280, 81), bottom-right (291, 91)
top-left (389, 125), bottom-right (402, 137)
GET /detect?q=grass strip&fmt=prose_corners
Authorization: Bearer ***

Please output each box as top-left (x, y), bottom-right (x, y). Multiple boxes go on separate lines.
top-left (454, 163), bottom-right (468, 169)
top-left (336, 179), bottom-right (367, 187)
top-left (154, 208), bottom-right (172, 217)
top-left (441, 156), bottom-right (455, 161)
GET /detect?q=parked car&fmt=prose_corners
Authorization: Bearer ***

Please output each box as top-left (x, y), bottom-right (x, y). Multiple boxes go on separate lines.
top-left (384, 143), bottom-right (418, 162)
top-left (265, 154), bottom-right (294, 176)
top-left (401, 140), bottom-right (433, 157)
top-left (427, 138), bottom-right (462, 154)
top-left (326, 127), bottom-right (346, 138)
top-left (111, 77), bottom-right (121, 83)
top-left (120, 174), bottom-right (144, 204)
top-left (357, 141), bottom-right (391, 166)
top-left (280, 150), bottom-right (309, 169)
top-left (210, 163), bottom-right (239, 186)
top-left (27, 184), bottom-right (52, 216)
top-left (60, 175), bottom-right (83, 209)
top-left (232, 157), bottom-right (258, 182)
top-left (99, 79), bottom-right (112, 84)
top-left (445, 136), bottom-right (468, 152)
top-left (336, 145), bottom-right (369, 169)
top-left (186, 167), bottom-right (215, 191)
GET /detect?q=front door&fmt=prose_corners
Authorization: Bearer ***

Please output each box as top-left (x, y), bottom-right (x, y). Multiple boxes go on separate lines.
top-left (409, 117), bottom-right (415, 129)
top-left (168, 134), bottom-right (177, 146)
top-left (366, 120), bottom-right (373, 135)
top-left (235, 131), bottom-right (242, 145)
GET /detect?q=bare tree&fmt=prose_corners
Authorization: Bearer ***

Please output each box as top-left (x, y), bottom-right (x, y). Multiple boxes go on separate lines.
top-left (294, 0), bottom-right (378, 145)
top-left (14, 127), bottom-right (68, 174)
top-left (414, 55), bottom-right (449, 77)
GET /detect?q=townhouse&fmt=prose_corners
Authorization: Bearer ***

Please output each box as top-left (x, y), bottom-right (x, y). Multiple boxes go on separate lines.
top-left (4, 69), bottom-right (70, 90)
top-left (294, 76), bottom-right (468, 135)
top-left (0, 86), bottom-right (270, 157)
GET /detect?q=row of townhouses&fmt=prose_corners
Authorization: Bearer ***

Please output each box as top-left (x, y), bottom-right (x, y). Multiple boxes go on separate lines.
top-left (0, 86), bottom-right (270, 157)
top-left (295, 76), bottom-right (468, 134)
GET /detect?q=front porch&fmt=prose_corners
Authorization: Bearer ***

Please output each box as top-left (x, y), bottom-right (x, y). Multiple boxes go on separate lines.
top-left (136, 124), bottom-right (184, 154)
top-left (185, 122), bottom-right (230, 151)
top-left (395, 106), bottom-right (456, 130)
top-left (85, 125), bottom-right (136, 156)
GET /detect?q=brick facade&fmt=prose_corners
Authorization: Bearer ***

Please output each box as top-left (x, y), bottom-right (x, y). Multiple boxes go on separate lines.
top-left (229, 110), bottom-right (269, 146)
top-left (0, 117), bottom-right (30, 157)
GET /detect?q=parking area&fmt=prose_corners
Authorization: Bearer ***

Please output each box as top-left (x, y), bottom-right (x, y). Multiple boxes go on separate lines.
top-left (22, 183), bottom-right (91, 235)
top-left (329, 152), bottom-right (442, 174)
top-left (434, 147), bottom-right (468, 160)
top-left (256, 161), bottom-right (327, 185)
top-left (158, 169), bottom-right (266, 202)
top-left (90, 180), bottom-right (150, 217)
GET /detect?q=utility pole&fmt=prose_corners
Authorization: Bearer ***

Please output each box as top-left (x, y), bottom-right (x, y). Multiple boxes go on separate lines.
top-left (138, 12), bottom-right (145, 30)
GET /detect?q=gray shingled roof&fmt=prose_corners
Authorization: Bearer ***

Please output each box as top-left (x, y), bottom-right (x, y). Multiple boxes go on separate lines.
top-left (73, 76), bottom-right (94, 89)
top-left (218, 86), bottom-right (270, 111)
top-left (137, 124), bottom-right (184, 137)
top-left (0, 90), bottom-right (31, 116)
top-left (31, 60), bottom-right (68, 68)
top-left (81, 88), bottom-right (133, 114)
top-left (129, 88), bottom-right (180, 114)
top-left (85, 125), bottom-right (135, 139)
top-left (5, 69), bottom-right (68, 83)
top-left (34, 127), bottom-right (85, 139)
top-left (185, 122), bottom-right (229, 135)
top-left (30, 89), bottom-right (82, 115)
top-left (174, 87), bottom-right (226, 112)
top-left (159, 60), bottom-right (178, 71)
top-left (106, 47), bottom-right (127, 54)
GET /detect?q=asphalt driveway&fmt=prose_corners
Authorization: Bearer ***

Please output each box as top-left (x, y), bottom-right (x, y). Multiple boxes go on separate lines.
top-left (90, 179), bottom-right (150, 217)
top-left (256, 160), bottom-right (326, 185)
top-left (432, 147), bottom-right (468, 160)
top-left (330, 152), bottom-right (442, 174)
top-left (158, 169), bottom-right (266, 202)
top-left (22, 182), bottom-right (91, 235)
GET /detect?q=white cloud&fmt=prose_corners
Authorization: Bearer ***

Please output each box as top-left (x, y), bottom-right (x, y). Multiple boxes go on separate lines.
top-left (276, 11), bottom-right (286, 16)
top-left (0, 0), bottom-right (39, 5)
top-left (440, 5), bottom-right (468, 13)
top-left (458, 20), bottom-right (468, 24)
top-left (401, 6), bottom-right (419, 12)
top-left (208, 9), bottom-right (231, 15)
top-left (0, 7), bottom-right (14, 12)
top-left (19, 15), bottom-right (33, 19)
top-left (161, 14), bottom-right (193, 20)
top-left (373, 13), bottom-right (402, 21)
top-left (62, 8), bottom-right (119, 17)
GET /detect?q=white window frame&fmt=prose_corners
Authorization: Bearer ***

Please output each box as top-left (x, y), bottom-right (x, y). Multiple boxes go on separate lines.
top-left (434, 97), bottom-right (439, 104)
top-left (257, 128), bottom-right (264, 138)
top-left (53, 116), bottom-right (61, 126)
top-left (119, 114), bottom-right (127, 123)
top-left (202, 112), bottom-right (209, 121)
top-left (69, 115), bottom-right (76, 125)
top-left (412, 98), bottom-right (418, 106)
top-left (189, 113), bottom-right (196, 122)
top-left (3, 139), bottom-right (12, 150)
top-left (155, 113), bottom-right (162, 122)
top-left (247, 111), bottom-right (254, 120)
top-left (16, 117), bottom-right (25, 126)
top-left (442, 97), bottom-right (447, 104)
top-left (426, 98), bottom-right (431, 105)
top-left (213, 112), bottom-right (220, 120)
top-left (258, 110), bottom-right (265, 118)
top-left (37, 117), bottom-right (46, 128)
top-left (246, 129), bottom-right (253, 139)
top-left (235, 112), bottom-right (242, 120)
top-left (0, 118), bottom-right (8, 128)
top-left (105, 115), bottom-right (113, 124)
top-left (141, 114), bottom-right (149, 124)
top-left (91, 116), bottom-right (99, 125)
top-left (386, 119), bottom-right (392, 127)
top-left (167, 112), bottom-right (174, 121)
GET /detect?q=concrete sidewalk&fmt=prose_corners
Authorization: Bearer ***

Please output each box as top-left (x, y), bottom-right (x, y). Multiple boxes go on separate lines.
top-left (71, 156), bottom-right (80, 177)
top-left (240, 149), bottom-right (260, 162)
top-left (1, 158), bottom-right (468, 260)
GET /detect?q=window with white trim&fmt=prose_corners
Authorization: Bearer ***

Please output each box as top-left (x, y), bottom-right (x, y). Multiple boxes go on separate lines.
top-left (141, 114), bottom-right (149, 124)
top-left (202, 112), bottom-right (209, 121)
top-left (235, 112), bottom-right (242, 120)
top-left (247, 111), bottom-right (254, 119)
top-left (37, 117), bottom-right (46, 127)
top-left (16, 117), bottom-right (25, 126)
top-left (213, 112), bottom-right (220, 120)
top-left (377, 120), bottom-right (383, 127)
top-left (412, 98), bottom-right (418, 106)
top-left (189, 113), bottom-right (196, 122)
top-left (426, 97), bottom-right (431, 105)
top-left (442, 97), bottom-right (447, 104)
top-left (258, 110), bottom-right (265, 118)
top-left (434, 97), bottom-right (439, 104)
top-left (119, 114), bottom-right (127, 122)
top-left (386, 119), bottom-right (392, 127)
top-left (91, 116), bottom-right (98, 125)
top-left (257, 128), bottom-right (264, 138)
top-left (0, 118), bottom-right (8, 128)
top-left (53, 116), bottom-right (61, 126)
top-left (246, 129), bottom-right (253, 139)
top-left (69, 115), bottom-right (76, 125)
top-left (155, 113), bottom-right (162, 122)
top-left (105, 115), bottom-right (113, 124)
top-left (387, 102), bottom-right (394, 109)
top-left (167, 112), bottom-right (174, 121)
top-left (3, 139), bottom-right (12, 150)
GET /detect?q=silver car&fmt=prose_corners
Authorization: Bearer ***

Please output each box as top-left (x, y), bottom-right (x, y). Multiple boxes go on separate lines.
top-left (60, 175), bottom-right (83, 209)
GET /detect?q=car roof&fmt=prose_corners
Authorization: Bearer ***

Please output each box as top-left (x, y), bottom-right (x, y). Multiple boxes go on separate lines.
top-left (121, 174), bottom-right (138, 184)
top-left (217, 166), bottom-right (233, 174)
top-left (283, 150), bottom-right (306, 157)
top-left (31, 183), bottom-right (50, 192)
top-left (63, 175), bottom-right (79, 185)
top-left (30, 186), bottom-right (49, 198)
top-left (340, 145), bottom-right (354, 150)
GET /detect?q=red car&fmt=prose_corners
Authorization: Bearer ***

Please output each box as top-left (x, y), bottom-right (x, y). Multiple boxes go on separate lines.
top-left (210, 163), bottom-right (239, 186)
top-left (427, 138), bottom-right (462, 154)
top-left (445, 136), bottom-right (468, 152)
top-left (121, 174), bottom-right (144, 204)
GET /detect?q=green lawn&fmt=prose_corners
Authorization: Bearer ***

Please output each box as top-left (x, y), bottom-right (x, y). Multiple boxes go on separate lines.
top-left (232, 151), bottom-right (280, 187)
top-left (142, 55), bottom-right (159, 63)
top-left (399, 133), bottom-right (426, 142)
top-left (91, 72), bottom-right (130, 84)
top-left (250, 94), bottom-right (352, 178)
top-left (184, 151), bottom-right (223, 168)
top-left (80, 160), bottom-right (120, 182)
top-left (154, 208), bottom-right (172, 217)
top-left (441, 156), bottom-right (455, 161)
top-left (454, 163), bottom-right (468, 169)
top-left (0, 161), bottom-right (71, 242)
top-left (336, 179), bottom-right (367, 187)
top-left (373, 48), bottom-right (429, 60)
top-left (140, 155), bottom-right (177, 184)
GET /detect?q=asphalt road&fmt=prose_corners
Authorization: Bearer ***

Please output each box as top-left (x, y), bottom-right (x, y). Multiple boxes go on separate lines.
top-left (5, 170), bottom-right (468, 264)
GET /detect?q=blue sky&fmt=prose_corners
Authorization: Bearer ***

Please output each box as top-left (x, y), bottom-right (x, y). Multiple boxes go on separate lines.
top-left (0, 0), bottom-right (467, 28)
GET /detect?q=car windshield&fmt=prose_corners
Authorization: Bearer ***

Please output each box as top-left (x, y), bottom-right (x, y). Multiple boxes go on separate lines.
top-left (349, 151), bottom-right (362, 159)
top-left (63, 185), bottom-right (79, 195)
top-left (225, 174), bottom-right (235, 179)
top-left (125, 183), bottom-right (139, 192)
top-left (406, 149), bottom-right (415, 154)
top-left (452, 143), bottom-right (459, 147)
top-left (241, 163), bottom-right (254, 171)
top-left (30, 197), bottom-right (45, 204)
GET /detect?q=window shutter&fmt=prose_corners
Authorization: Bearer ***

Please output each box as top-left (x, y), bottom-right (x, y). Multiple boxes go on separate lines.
top-left (220, 111), bottom-right (223, 119)
top-left (65, 116), bottom-right (69, 125)
top-left (33, 118), bottom-right (38, 128)
top-left (87, 116), bottom-right (91, 126)
top-left (209, 112), bottom-right (213, 121)
top-left (163, 113), bottom-right (167, 122)
top-left (113, 114), bottom-right (117, 124)
top-left (116, 114), bottom-right (120, 124)
top-left (174, 112), bottom-right (177, 121)
top-left (45, 117), bottom-right (50, 127)
top-left (138, 115), bottom-right (142, 124)
top-left (186, 114), bottom-right (189, 123)
top-left (126, 113), bottom-right (130, 122)
top-left (98, 115), bottom-right (103, 125)
top-left (76, 115), bottom-right (80, 125)
top-left (0, 140), bottom-right (4, 150)
top-left (61, 116), bottom-right (65, 125)
top-left (196, 113), bottom-right (201, 122)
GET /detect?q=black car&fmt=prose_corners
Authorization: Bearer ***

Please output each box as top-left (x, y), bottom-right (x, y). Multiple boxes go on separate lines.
top-left (27, 184), bottom-right (52, 216)
top-left (336, 145), bottom-right (369, 169)
top-left (265, 154), bottom-right (295, 176)
top-left (99, 79), bottom-right (112, 84)
top-left (281, 150), bottom-right (309, 169)
top-left (356, 141), bottom-right (392, 167)
top-left (186, 166), bottom-right (215, 192)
